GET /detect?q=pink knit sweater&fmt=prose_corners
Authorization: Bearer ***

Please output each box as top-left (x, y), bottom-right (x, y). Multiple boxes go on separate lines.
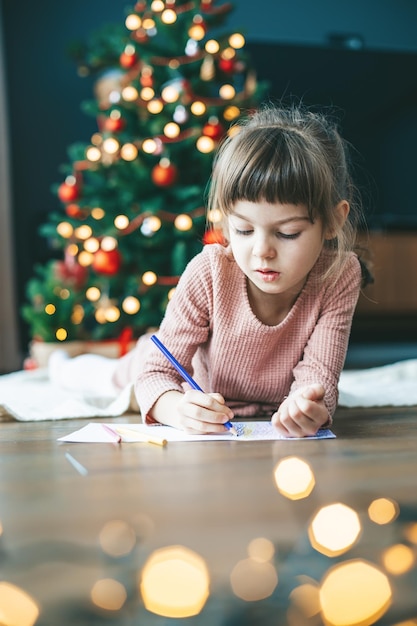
top-left (115, 244), bottom-right (362, 422)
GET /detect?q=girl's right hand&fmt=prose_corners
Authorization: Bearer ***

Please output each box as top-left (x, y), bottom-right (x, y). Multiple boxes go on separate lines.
top-left (151, 389), bottom-right (234, 434)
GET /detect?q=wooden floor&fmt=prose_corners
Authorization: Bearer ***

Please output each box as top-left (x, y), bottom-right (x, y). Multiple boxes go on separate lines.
top-left (1, 407), bottom-right (417, 625)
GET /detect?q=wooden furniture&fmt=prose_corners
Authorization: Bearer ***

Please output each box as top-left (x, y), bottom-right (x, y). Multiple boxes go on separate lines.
top-left (1, 409), bottom-right (417, 624)
top-left (356, 231), bottom-right (417, 314)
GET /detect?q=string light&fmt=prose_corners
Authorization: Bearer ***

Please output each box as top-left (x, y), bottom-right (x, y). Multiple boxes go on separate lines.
top-left (86, 146), bottom-right (101, 162)
top-left (140, 87), bottom-right (155, 101)
top-left (147, 99), bottom-right (164, 114)
top-left (205, 39), bottom-right (219, 54)
top-left (219, 84), bottom-right (236, 99)
top-left (174, 214), bottom-right (193, 231)
top-left (142, 271), bottom-right (157, 286)
top-left (74, 225), bottom-right (92, 240)
top-left (78, 251), bottom-right (94, 266)
top-left (122, 296), bottom-right (141, 314)
top-left (125, 14), bottom-right (142, 30)
top-left (122, 86), bottom-right (139, 102)
top-left (56, 222), bottom-right (73, 238)
top-left (71, 304), bottom-right (84, 324)
top-left (102, 138), bottom-right (120, 154)
top-left (45, 304), bottom-right (56, 315)
top-left (141, 215), bottom-right (162, 235)
top-left (101, 236), bottom-right (118, 251)
top-left (190, 101), bottom-right (206, 116)
top-left (56, 328), bottom-right (68, 341)
top-left (91, 207), bottom-right (105, 219)
top-left (224, 105), bottom-right (240, 121)
top-left (84, 238), bottom-right (100, 253)
top-left (142, 138), bottom-right (157, 154)
top-left (161, 85), bottom-right (180, 103)
top-left (196, 136), bottom-right (214, 153)
top-left (161, 9), bottom-right (177, 24)
top-left (86, 287), bottom-right (101, 301)
top-left (114, 215), bottom-right (129, 230)
top-left (120, 143), bottom-right (138, 161)
top-left (164, 122), bottom-right (180, 138)
top-left (229, 33), bottom-right (245, 49)
top-left (151, 0), bottom-right (165, 11)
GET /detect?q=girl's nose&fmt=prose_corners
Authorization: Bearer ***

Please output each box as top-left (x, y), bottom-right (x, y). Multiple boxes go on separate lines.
top-left (252, 235), bottom-right (276, 259)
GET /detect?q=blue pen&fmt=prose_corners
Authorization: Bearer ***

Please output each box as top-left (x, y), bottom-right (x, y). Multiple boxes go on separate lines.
top-left (151, 334), bottom-right (238, 436)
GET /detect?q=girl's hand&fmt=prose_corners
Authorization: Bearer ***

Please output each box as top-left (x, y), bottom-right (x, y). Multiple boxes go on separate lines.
top-left (151, 389), bottom-right (234, 434)
top-left (271, 384), bottom-right (329, 438)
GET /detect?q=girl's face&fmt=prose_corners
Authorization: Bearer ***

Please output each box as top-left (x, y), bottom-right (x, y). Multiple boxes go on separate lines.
top-left (228, 200), bottom-right (326, 308)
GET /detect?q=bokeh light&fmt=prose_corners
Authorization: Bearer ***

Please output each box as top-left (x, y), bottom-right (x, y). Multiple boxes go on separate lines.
top-left (274, 456), bottom-right (315, 500)
top-left (139, 545), bottom-right (210, 617)
top-left (320, 559), bottom-right (392, 626)
top-left (309, 503), bottom-right (361, 557)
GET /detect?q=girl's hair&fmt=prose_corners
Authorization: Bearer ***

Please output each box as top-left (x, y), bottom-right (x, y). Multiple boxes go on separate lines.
top-left (207, 102), bottom-right (367, 283)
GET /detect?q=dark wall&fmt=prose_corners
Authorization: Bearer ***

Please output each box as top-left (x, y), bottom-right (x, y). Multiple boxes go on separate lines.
top-left (2, 1), bottom-right (417, 350)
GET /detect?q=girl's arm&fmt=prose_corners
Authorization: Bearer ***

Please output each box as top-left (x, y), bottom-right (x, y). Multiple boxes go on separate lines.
top-left (273, 254), bottom-right (362, 436)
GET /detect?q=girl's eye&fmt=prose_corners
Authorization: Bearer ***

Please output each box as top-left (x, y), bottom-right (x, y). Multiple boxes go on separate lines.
top-left (278, 232), bottom-right (300, 240)
top-left (234, 228), bottom-right (253, 236)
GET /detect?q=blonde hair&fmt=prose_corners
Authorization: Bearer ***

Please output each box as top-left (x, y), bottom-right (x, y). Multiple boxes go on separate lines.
top-left (207, 103), bottom-right (364, 282)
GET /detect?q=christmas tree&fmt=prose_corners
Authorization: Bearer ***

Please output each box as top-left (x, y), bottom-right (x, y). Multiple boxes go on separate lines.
top-left (22, 0), bottom-right (267, 351)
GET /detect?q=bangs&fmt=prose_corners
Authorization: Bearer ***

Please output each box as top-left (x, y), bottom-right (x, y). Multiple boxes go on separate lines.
top-left (214, 127), bottom-right (331, 218)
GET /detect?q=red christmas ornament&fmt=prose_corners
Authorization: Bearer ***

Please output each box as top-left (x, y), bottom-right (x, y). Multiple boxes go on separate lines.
top-left (202, 120), bottom-right (225, 141)
top-left (103, 116), bottom-right (126, 133)
top-left (151, 161), bottom-right (178, 187)
top-left (55, 258), bottom-right (88, 288)
top-left (58, 181), bottom-right (80, 203)
top-left (65, 203), bottom-right (84, 219)
top-left (92, 248), bottom-right (122, 276)
top-left (218, 58), bottom-right (235, 73)
top-left (203, 229), bottom-right (226, 245)
top-left (119, 51), bottom-right (139, 69)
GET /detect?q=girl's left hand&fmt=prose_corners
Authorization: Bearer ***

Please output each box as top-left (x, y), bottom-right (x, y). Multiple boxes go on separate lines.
top-left (271, 384), bottom-right (329, 438)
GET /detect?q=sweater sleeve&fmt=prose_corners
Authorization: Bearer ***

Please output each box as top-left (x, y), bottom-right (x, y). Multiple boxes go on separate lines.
top-left (289, 254), bottom-right (362, 419)
top-left (134, 247), bottom-right (214, 422)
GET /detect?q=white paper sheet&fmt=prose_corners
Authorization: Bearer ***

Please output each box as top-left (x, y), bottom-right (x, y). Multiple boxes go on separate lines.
top-left (57, 421), bottom-right (336, 443)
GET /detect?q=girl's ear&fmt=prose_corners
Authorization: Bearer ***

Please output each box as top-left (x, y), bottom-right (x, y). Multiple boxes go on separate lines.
top-left (325, 200), bottom-right (350, 240)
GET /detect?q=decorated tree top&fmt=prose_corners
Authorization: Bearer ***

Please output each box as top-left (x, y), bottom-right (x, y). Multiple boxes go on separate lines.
top-left (22, 0), bottom-right (268, 347)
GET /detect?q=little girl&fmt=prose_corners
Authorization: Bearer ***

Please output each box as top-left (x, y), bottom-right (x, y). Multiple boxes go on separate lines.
top-left (50, 103), bottom-right (369, 437)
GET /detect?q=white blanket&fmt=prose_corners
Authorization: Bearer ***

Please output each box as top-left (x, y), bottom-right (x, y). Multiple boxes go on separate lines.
top-left (1, 359), bottom-right (417, 422)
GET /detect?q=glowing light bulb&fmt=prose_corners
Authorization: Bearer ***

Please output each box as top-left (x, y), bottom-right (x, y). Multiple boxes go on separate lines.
top-left (161, 85), bottom-right (180, 103)
top-left (120, 143), bottom-right (138, 161)
top-left (190, 101), bottom-right (206, 116)
top-left (56, 328), bottom-right (68, 341)
top-left (56, 222), bottom-right (73, 238)
top-left (122, 86), bottom-right (139, 101)
top-left (114, 215), bottom-right (129, 230)
top-left (161, 9), bottom-right (177, 24)
top-left (140, 87), bottom-right (155, 101)
top-left (229, 33), bottom-right (245, 49)
top-left (74, 225), bottom-right (92, 240)
top-left (142, 271), bottom-right (157, 286)
top-left (86, 287), bottom-right (101, 301)
top-left (101, 237), bottom-right (117, 251)
top-left (125, 14), bottom-right (142, 30)
top-left (45, 304), bottom-right (56, 315)
top-left (205, 39), bottom-right (219, 54)
top-left (147, 99), bottom-right (164, 114)
top-left (78, 251), bottom-right (94, 266)
top-left (84, 238), bottom-right (100, 253)
top-left (86, 146), bottom-right (101, 161)
top-left (164, 122), bottom-right (180, 138)
top-left (224, 105), bottom-right (240, 121)
top-left (91, 579), bottom-right (127, 611)
top-left (91, 207), bottom-right (105, 219)
top-left (122, 296), bottom-right (141, 314)
top-left (142, 139), bottom-right (157, 154)
top-left (174, 214), bottom-right (193, 231)
top-left (102, 138), bottom-right (120, 154)
top-left (219, 84), bottom-right (236, 100)
top-left (196, 136), bottom-right (214, 153)
top-left (207, 208), bottom-right (222, 224)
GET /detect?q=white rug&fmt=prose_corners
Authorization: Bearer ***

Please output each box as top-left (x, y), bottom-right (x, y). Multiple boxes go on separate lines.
top-left (0, 360), bottom-right (416, 422)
